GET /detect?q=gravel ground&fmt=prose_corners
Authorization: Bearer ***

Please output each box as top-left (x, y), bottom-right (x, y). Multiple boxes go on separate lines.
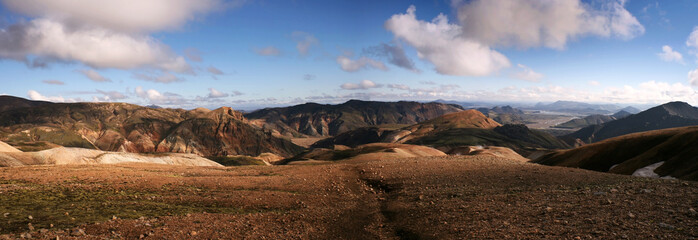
top-left (0, 157), bottom-right (696, 239)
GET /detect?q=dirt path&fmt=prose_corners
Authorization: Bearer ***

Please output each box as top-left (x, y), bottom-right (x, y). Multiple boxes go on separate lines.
top-left (1, 157), bottom-right (697, 239)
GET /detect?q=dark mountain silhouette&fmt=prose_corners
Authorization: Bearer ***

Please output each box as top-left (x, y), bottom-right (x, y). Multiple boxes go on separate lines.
top-left (0, 95), bottom-right (52, 113)
top-left (244, 100), bottom-right (463, 137)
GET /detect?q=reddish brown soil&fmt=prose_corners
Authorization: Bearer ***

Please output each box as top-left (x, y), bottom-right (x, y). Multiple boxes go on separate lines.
top-left (1, 156), bottom-right (697, 239)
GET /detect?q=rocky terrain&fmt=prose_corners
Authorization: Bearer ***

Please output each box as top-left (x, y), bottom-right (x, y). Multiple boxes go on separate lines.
top-left (535, 126), bottom-right (698, 181)
top-left (314, 110), bottom-right (569, 155)
top-left (0, 96), bottom-right (303, 157)
top-left (244, 100), bottom-right (463, 137)
top-left (0, 156), bottom-right (696, 239)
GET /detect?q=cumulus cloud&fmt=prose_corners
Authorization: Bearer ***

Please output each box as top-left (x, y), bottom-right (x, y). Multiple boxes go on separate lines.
top-left (207, 88), bottom-right (229, 98)
top-left (134, 72), bottom-right (185, 83)
top-left (340, 80), bottom-right (383, 90)
top-left (134, 86), bottom-right (187, 105)
top-left (455, 0), bottom-right (645, 49)
top-left (336, 55), bottom-right (387, 72)
top-left (658, 45), bottom-right (683, 63)
top-left (1, 0), bottom-right (225, 33)
top-left (27, 90), bottom-right (73, 102)
top-left (385, 6), bottom-right (511, 76)
top-left (365, 42), bottom-right (419, 72)
top-left (42, 80), bottom-right (64, 85)
top-left (511, 64), bottom-right (544, 82)
top-left (0, 19), bottom-right (192, 73)
top-left (0, 0), bottom-right (236, 72)
top-left (255, 46), bottom-right (282, 56)
top-left (687, 27), bottom-right (698, 50)
top-left (689, 69), bottom-right (698, 87)
top-left (77, 69), bottom-right (111, 82)
top-left (291, 31), bottom-right (318, 55)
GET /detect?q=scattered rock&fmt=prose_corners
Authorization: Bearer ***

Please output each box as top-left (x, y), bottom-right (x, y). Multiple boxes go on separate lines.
top-left (28, 223), bottom-right (35, 231)
top-left (688, 208), bottom-right (697, 216)
top-left (545, 207), bottom-right (553, 212)
top-left (640, 189), bottom-right (652, 193)
top-left (27, 215), bottom-right (33, 220)
top-left (2, 213), bottom-right (8, 217)
top-left (19, 233), bottom-right (31, 239)
top-left (609, 188), bottom-right (618, 193)
top-left (593, 191), bottom-right (606, 196)
top-left (190, 231), bottom-right (198, 236)
top-left (628, 212), bottom-right (635, 218)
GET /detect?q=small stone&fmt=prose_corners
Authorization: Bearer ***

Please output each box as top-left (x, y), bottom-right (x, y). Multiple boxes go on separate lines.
top-left (640, 189), bottom-right (652, 193)
top-left (190, 231), bottom-right (198, 236)
top-left (28, 215), bottom-right (33, 220)
top-left (658, 223), bottom-right (675, 230)
top-left (2, 213), bottom-right (8, 217)
top-left (19, 233), bottom-right (31, 239)
top-left (609, 188), bottom-right (618, 193)
top-left (112, 215), bottom-right (117, 220)
top-left (593, 191), bottom-right (606, 196)
top-left (688, 208), bottom-right (697, 216)
top-left (28, 223), bottom-right (35, 231)
top-left (628, 212), bottom-right (635, 218)
top-left (545, 207), bottom-right (553, 212)
top-left (70, 229), bottom-right (85, 236)
top-left (38, 229), bottom-right (48, 234)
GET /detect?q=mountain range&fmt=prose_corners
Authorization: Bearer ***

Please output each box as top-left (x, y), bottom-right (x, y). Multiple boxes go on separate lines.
top-left (244, 100), bottom-right (463, 137)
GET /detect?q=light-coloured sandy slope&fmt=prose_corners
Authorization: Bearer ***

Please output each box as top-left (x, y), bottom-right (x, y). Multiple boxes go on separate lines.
top-left (0, 147), bottom-right (223, 167)
top-left (0, 141), bottom-right (21, 152)
top-left (446, 146), bottom-right (528, 162)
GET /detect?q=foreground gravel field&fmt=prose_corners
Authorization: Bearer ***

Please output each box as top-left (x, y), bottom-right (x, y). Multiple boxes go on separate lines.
top-left (1, 156), bottom-right (697, 239)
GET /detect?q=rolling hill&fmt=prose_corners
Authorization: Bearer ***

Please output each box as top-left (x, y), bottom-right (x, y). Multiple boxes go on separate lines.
top-left (553, 114), bottom-right (616, 129)
top-left (313, 110), bottom-right (569, 155)
top-left (562, 101), bottom-right (698, 144)
top-left (535, 126), bottom-right (698, 181)
top-left (244, 100), bottom-right (463, 137)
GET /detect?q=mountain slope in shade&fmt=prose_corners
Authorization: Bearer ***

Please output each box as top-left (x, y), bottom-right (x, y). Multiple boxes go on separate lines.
top-left (562, 101), bottom-right (698, 144)
top-left (0, 98), bottom-right (303, 157)
top-left (244, 100), bottom-right (463, 137)
top-left (476, 106), bottom-right (525, 124)
top-left (535, 126), bottom-right (698, 181)
top-left (313, 110), bottom-right (568, 155)
top-left (0, 95), bottom-right (52, 113)
top-left (533, 101), bottom-right (621, 114)
top-left (553, 114), bottom-right (616, 129)
top-left (611, 110), bottom-right (633, 119)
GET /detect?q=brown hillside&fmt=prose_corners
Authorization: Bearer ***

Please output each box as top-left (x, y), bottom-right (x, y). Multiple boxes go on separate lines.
top-left (535, 126), bottom-right (698, 181)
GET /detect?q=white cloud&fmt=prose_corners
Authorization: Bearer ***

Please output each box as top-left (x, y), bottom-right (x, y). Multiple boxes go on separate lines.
top-left (184, 48), bottom-right (202, 62)
top-left (385, 6), bottom-right (510, 76)
top-left (291, 31), bottom-right (318, 56)
top-left (686, 27), bottom-right (698, 50)
top-left (134, 86), bottom-right (187, 105)
top-left (455, 0), bottom-right (645, 49)
top-left (95, 89), bottom-right (127, 100)
top-left (340, 80), bottom-right (383, 90)
top-left (27, 90), bottom-right (73, 102)
top-left (689, 69), bottom-right (698, 87)
top-left (134, 72), bottom-right (184, 83)
top-left (77, 69), bottom-right (110, 82)
top-left (1, 0), bottom-right (226, 33)
top-left (511, 64), bottom-right (544, 82)
top-left (0, 19), bottom-right (192, 73)
top-left (658, 45), bottom-right (683, 63)
top-left (207, 88), bottom-right (229, 98)
top-left (255, 46), bottom-right (282, 56)
top-left (588, 81), bottom-right (601, 86)
top-left (336, 56), bottom-right (387, 72)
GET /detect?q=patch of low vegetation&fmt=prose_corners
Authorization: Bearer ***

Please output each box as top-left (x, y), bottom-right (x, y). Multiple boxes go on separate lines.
top-left (0, 180), bottom-right (252, 234)
top-left (4, 141), bottom-right (55, 152)
top-left (207, 156), bottom-right (267, 166)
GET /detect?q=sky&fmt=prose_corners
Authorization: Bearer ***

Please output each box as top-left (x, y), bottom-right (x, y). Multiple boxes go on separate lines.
top-left (1, 0), bottom-right (698, 110)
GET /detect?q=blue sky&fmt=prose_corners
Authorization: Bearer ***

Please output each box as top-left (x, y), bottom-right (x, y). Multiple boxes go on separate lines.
top-left (0, 0), bottom-right (698, 110)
